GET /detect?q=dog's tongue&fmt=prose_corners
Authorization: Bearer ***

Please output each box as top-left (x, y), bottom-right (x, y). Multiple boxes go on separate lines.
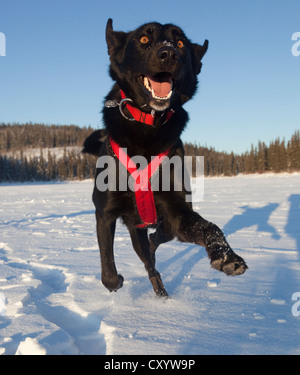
top-left (148, 75), bottom-right (172, 98)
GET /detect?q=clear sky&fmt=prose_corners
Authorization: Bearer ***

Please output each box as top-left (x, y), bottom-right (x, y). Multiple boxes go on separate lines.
top-left (0, 0), bottom-right (300, 153)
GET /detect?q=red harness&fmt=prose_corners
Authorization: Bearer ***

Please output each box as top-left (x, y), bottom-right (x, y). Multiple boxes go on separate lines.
top-left (110, 137), bottom-right (170, 228)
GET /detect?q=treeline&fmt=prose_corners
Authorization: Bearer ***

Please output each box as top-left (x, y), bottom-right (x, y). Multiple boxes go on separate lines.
top-left (0, 122), bottom-right (93, 151)
top-left (0, 123), bottom-right (96, 182)
top-left (0, 148), bottom-right (96, 182)
top-left (185, 130), bottom-right (300, 176)
top-left (0, 123), bottom-right (300, 182)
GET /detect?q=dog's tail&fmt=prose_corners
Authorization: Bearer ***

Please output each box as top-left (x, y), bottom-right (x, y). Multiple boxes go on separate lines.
top-left (82, 129), bottom-right (107, 157)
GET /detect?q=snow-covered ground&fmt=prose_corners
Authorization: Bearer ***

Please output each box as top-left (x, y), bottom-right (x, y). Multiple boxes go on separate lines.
top-left (0, 173), bottom-right (300, 355)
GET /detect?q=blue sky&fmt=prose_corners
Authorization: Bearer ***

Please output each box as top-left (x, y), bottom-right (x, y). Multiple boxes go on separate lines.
top-left (0, 0), bottom-right (299, 153)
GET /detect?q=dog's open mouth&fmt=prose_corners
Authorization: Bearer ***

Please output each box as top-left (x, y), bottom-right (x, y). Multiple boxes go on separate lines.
top-left (142, 73), bottom-right (173, 100)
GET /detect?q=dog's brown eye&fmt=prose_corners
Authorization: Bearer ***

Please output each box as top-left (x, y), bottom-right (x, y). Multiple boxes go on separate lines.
top-left (177, 40), bottom-right (184, 48)
top-left (140, 36), bottom-right (149, 44)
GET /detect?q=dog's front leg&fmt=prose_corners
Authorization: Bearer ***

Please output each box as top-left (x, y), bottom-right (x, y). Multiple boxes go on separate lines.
top-left (95, 210), bottom-right (124, 292)
top-left (128, 226), bottom-right (169, 297)
top-left (176, 210), bottom-right (248, 276)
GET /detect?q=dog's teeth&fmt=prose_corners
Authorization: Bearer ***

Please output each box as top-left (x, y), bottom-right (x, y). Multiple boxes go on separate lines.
top-left (144, 76), bottom-right (172, 100)
top-left (151, 88), bottom-right (172, 100)
top-left (144, 77), bottom-right (151, 92)
top-left (166, 90), bottom-right (172, 99)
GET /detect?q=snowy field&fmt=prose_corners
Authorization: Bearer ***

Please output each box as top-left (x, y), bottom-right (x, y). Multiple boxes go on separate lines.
top-left (0, 173), bottom-right (300, 355)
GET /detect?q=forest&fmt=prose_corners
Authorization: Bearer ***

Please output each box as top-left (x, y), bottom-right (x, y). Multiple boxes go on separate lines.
top-left (0, 122), bottom-right (299, 182)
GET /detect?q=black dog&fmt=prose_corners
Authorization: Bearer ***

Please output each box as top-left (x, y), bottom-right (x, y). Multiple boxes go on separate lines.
top-left (83, 19), bottom-right (247, 297)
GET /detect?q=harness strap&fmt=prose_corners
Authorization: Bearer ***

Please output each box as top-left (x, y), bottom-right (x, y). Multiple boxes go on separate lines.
top-left (109, 137), bottom-right (170, 228)
top-left (120, 90), bottom-right (174, 126)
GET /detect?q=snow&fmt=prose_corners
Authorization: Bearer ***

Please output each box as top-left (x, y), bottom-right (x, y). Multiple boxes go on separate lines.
top-left (0, 173), bottom-right (300, 355)
top-left (15, 337), bottom-right (47, 355)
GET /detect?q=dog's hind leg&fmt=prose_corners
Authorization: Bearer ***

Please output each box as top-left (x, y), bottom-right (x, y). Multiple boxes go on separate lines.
top-left (149, 221), bottom-right (174, 266)
top-left (128, 226), bottom-right (169, 297)
top-left (95, 210), bottom-right (124, 292)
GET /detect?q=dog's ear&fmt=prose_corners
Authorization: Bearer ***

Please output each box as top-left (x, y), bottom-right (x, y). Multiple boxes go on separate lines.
top-left (191, 40), bottom-right (209, 75)
top-left (106, 18), bottom-right (127, 56)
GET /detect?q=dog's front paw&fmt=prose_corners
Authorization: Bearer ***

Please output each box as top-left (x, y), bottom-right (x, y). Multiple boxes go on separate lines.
top-left (209, 247), bottom-right (248, 276)
top-left (102, 274), bottom-right (124, 292)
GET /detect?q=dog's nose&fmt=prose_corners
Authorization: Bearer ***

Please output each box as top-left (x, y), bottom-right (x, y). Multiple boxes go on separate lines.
top-left (157, 46), bottom-right (179, 65)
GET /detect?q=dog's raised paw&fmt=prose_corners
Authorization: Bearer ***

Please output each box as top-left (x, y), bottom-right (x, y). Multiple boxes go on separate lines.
top-left (222, 257), bottom-right (248, 276)
top-left (210, 248), bottom-right (248, 276)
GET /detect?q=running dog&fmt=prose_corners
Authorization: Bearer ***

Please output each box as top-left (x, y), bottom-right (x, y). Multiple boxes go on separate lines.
top-left (83, 19), bottom-right (247, 297)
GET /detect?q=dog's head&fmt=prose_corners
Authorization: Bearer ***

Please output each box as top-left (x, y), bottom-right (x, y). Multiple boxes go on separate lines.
top-left (106, 19), bottom-right (208, 113)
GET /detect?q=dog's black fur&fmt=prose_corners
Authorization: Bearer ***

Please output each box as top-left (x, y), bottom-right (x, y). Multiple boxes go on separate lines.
top-left (83, 19), bottom-right (247, 297)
